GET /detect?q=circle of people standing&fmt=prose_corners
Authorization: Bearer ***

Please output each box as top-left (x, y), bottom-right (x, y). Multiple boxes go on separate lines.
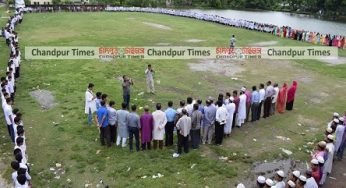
top-left (85, 64), bottom-right (299, 158)
top-left (237, 112), bottom-right (345, 188)
top-left (1, 8), bottom-right (33, 188)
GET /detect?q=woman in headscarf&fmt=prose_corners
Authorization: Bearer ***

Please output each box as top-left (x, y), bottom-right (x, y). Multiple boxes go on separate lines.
top-left (276, 83), bottom-right (287, 113)
top-left (286, 81), bottom-right (298, 111)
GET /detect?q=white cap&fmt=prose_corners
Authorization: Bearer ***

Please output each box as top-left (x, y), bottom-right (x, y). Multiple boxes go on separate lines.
top-left (276, 170), bottom-right (285, 178)
top-left (327, 134), bottom-right (334, 141)
top-left (229, 96), bottom-right (234, 101)
top-left (318, 141), bottom-right (326, 148)
top-left (292, 170), bottom-right (300, 178)
top-left (326, 127), bottom-right (333, 133)
top-left (287, 180), bottom-right (296, 187)
top-left (339, 117), bottom-right (344, 122)
top-left (299, 175), bottom-right (307, 182)
top-left (241, 87), bottom-right (246, 92)
top-left (266, 179), bottom-right (274, 186)
top-left (236, 183), bottom-right (245, 188)
top-left (333, 118), bottom-right (340, 123)
top-left (333, 112), bottom-right (339, 117)
top-left (317, 156), bottom-right (325, 164)
top-left (19, 163), bottom-right (27, 169)
top-left (271, 186), bottom-right (277, 188)
top-left (257, 176), bottom-right (266, 184)
top-left (311, 158), bottom-right (319, 165)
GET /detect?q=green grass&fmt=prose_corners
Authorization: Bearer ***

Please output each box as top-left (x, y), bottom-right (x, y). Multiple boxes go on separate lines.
top-left (0, 11), bottom-right (345, 187)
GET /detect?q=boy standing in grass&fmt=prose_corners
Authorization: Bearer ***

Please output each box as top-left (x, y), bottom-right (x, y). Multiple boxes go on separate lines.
top-left (96, 101), bottom-right (111, 147)
top-left (145, 64), bottom-right (155, 94)
top-left (85, 83), bottom-right (96, 126)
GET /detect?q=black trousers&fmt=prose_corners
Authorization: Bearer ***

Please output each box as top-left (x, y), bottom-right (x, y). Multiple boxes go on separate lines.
top-left (190, 129), bottom-right (200, 149)
top-left (123, 94), bottom-right (130, 110)
top-left (257, 102), bottom-right (263, 120)
top-left (100, 126), bottom-right (111, 147)
top-left (141, 142), bottom-right (151, 150)
top-left (215, 122), bottom-right (224, 145)
top-left (109, 124), bottom-right (117, 143)
top-left (177, 134), bottom-right (189, 154)
top-left (128, 127), bottom-right (140, 151)
top-left (251, 102), bottom-right (259, 121)
top-left (232, 112), bottom-right (237, 128)
top-left (15, 67), bottom-right (20, 79)
top-left (165, 122), bottom-right (174, 146)
top-left (286, 100), bottom-right (294, 111)
top-left (263, 97), bottom-right (272, 118)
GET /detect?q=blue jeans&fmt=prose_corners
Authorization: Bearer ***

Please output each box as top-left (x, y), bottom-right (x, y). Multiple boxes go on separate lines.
top-left (87, 108), bottom-right (92, 126)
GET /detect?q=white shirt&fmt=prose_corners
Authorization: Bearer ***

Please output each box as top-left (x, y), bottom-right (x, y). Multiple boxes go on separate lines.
top-left (216, 105), bottom-right (228, 124)
top-left (259, 88), bottom-right (265, 102)
top-left (12, 171), bottom-right (31, 184)
top-left (14, 180), bottom-right (29, 188)
top-left (275, 181), bottom-right (285, 188)
top-left (4, 103), bottom-right (13, 125)
top-left (152, 110), bottom-right (167, 140)
top-left (272, 86), bottom-right (279, 103)
top-left (305, 177), bottom-right (318, 188)
top-left (84, 89), bottom-right (96, 114)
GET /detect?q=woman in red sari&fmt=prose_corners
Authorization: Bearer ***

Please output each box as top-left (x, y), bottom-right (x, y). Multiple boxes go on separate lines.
top-left (276, 83), bottom-right (287, 113)
top-left (286, 81), bottom-right (298, 111)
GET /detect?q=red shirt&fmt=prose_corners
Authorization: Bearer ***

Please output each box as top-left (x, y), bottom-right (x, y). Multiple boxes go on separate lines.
top-left (312, 168), bottom-right (321, 183)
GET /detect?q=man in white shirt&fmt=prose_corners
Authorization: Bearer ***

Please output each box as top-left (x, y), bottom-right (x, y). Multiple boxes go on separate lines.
top-left (4, 98), bottom-right (15, 142)
top-left (145, 64), bottom-right (155, 93)
top-left (85, 83), bottom-right (96, 126)
top-left (152, 103), bottom-right (167, 149)
top-left (215, 101), bottom-right (228, 145)
top-left (271, 83), bottom-right (279, 115)
top-left (274, 170), bottom-right (286, 188)
top-left (263, 81), bottom-right (274, 118)
top-left (236, 90), bottom-right (246, 127)
top-left (174, 109), bottom-right (191, 157)
top-left (258, 83), bottom-right (265, 120)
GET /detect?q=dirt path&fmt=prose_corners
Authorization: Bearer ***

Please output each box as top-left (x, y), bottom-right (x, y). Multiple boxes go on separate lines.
top-left (324, 156), bottom-right (346, 188)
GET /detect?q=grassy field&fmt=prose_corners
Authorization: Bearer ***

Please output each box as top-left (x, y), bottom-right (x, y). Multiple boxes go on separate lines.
top-left (0, 11), bottom-right (345, 187)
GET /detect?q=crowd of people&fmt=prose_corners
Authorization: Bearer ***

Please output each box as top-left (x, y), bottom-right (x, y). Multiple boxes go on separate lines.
top-left (1, 8), bottom-right (32, 188)
top-left (85, 74), bottom-right (299, 157)
top-left (22, 5), bottom-right (345, 49)
top-left (236, 112), bottom-right (346, 188)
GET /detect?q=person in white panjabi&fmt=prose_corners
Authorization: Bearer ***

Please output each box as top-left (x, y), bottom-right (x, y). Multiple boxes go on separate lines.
top-left (145, 64), bottom-right (155, 93)
top-left (334, 117), bottom-right (345, 152)
top-left (224, 96), bottom-right (235, 136)
top-left (236, 89), bottom-right (247, 127)
top-left (320, 134), bottom-right (334, 185)
top-left (85, 83), bottom-right (96, 126)
top-left (152, 103), bottom-right (167, 149)
top-left (274, 170), bottom-right (285, 188)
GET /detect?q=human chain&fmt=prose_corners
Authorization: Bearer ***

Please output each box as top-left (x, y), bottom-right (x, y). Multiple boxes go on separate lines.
top-left (22, 5), bottom-right (345, 49)
top-left (1, 8), bottom-right (33, 188)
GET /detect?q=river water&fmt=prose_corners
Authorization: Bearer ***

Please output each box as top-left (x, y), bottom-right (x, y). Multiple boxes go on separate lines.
top-left (189, 9), bottom-right (346, 36)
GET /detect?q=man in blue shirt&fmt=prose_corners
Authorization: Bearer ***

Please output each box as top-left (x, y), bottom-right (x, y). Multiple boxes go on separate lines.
top-left (251, 86), bottom-right (260, 122)
top-left (96, 100), bottom-right (110, 147)
top-left (165, 101), bottom-right (176, 146)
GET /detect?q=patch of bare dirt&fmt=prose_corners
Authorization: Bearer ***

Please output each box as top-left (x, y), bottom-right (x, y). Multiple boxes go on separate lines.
top-left (29, 89), bottom-right (57, 109)
top-left (251, 41), bottom-right (278, 46)
top-left (185, 39), bottom-right (205, 43)
top-left (188, 59), bottom-right (244, 77)
top-left (319, 57), bottom-right (346, 66)
top-left (142, 22), bottom-right (172, 30)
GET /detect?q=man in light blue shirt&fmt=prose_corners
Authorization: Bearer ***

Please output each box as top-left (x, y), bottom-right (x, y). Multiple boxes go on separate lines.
top-left (251, 86), bottom-right (260, 122)
top-left (202, 100), bottom-right (216, 144)
top-left (165, 101), bottom-right (176, 146)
